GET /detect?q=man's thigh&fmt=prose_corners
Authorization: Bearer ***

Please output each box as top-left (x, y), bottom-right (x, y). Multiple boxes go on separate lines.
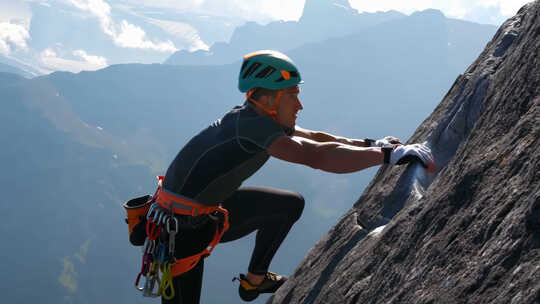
top-left (220, 186), bottom-right (304, 242)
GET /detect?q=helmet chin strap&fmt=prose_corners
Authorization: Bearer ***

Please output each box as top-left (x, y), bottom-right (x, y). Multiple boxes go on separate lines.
top-left (246, 89), bottom-right (283, 121)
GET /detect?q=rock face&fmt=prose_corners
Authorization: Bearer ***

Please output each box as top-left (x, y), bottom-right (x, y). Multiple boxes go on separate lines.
top-left (269, 1), bottom-right (540, 304)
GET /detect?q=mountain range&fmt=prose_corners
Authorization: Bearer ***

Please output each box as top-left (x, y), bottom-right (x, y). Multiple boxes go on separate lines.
top-left (165, 0), bottom-right (405, 66)
top-left (0, 5), bottom-right (501, 304)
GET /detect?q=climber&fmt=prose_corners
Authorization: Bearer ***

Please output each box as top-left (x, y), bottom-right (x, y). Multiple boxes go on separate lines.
top-left (154, 50), bottom-right (436, 304)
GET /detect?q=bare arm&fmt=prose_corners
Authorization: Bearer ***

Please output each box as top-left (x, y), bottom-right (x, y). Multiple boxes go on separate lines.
top-left (293, 125), bottom-right (369, 148)
top-left (267, 135), bottom-right (384, 174)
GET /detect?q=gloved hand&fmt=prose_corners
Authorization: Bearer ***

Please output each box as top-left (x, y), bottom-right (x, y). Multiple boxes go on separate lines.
top-left (365, 136), bottom-right (402, 147)
top-left (375, 136), bottom-right (402, 147)
top-left (388, 144), bottom-right (436, 173)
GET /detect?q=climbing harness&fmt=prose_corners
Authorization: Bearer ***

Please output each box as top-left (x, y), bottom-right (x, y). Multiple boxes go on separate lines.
top-left (153, 175), bottom-right (230, 277)
top-left (124, 175), bottom-right (230, 300)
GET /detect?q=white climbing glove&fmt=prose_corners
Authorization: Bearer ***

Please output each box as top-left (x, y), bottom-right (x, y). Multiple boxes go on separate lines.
top-left (384, 144), bottom-right (436, 173)
top-left (364, 136), bottom-right (402, 147)
top-left (375, 136), bottom-right (401, 147)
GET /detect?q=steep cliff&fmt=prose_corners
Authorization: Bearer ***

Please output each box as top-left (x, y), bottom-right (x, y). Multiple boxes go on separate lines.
top-left (270, 1), bottom-right (540, 303)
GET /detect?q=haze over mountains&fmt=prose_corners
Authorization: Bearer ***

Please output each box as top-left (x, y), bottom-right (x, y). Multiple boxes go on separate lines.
top-left (165, 0), bottom-right (405, 66)
top-left (1, 0), bottom-right (503, 76)
top-left (0, 2), bottom-right (503, 304)
top-left (0, 61), bottom-right (33, 78)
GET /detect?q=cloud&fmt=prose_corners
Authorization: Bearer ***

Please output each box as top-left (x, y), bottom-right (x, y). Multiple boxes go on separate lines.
top-left (73, 49), bottom-right (107, 66)
top-left (0, 0), bottom-right (32, 24)
top-left (120, 0), bottom-right (305, 22)
top-left (39, 47), bottom-right (108, 73)
top-left (349, 0), bottom-right (532, 24)
top-left (68, 0), bottom-right (178, 52)
top-left (115, 20), bottom-right (177, 51)
top-left (113, 0), bottom-right (531, 25)
top-left (197, 0), bottom-right (305, 21)
top-left (0, 21), bottom-right (30, 56)
top-left (145, 18), bottom-right (209, 51)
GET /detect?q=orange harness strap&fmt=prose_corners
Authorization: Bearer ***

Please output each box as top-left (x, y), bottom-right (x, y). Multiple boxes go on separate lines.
top-left (154, 176), bottom-right (230, 277)
top-left (246, 89), bottom-right (283, 121)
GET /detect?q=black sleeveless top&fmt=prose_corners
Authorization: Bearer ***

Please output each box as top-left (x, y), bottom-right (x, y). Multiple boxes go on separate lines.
top-left (163, 103), bottom-right (291, 205)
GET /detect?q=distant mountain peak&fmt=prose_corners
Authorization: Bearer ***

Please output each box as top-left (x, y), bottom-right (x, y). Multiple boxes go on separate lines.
top-left (410, 8), bottom-right (446, 19)
top-left (300, 0), bottom-right (357, 21)
top-left (304, 0), bottom-right (353, 10)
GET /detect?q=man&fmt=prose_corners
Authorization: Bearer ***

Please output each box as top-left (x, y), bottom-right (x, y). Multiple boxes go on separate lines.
top-left (160, 50), bottom-right (435, 303)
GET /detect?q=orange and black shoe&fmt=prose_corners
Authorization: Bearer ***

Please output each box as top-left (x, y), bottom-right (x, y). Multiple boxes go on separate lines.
top-left (233, 272), bottom-right (287, 302)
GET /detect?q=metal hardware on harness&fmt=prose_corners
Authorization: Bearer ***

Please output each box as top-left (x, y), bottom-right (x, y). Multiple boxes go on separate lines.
top-left (159, 263), bottom-right (175, 300)
top-left (146, 207), bottom-right (162, 240)
top-left (146, 203), bottom-right (159, 219)
top-left (142, 262), bottom-right (161, 298)
top-left (167, 217), bottom-right (179, 256)
top-left (135, 238), bottom-right (155, 291)
top-left (132, 175), bottom-right (230, 300)
top-left (155, 241), bottom-right (170, 265)
top-left (161, 214), bottom-right (169, 226)
top-left (156, 208), bottom-right (165, 225)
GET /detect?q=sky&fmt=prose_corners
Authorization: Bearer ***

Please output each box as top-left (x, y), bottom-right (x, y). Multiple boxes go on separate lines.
top-left (0, 0), bottom-right (533, 74)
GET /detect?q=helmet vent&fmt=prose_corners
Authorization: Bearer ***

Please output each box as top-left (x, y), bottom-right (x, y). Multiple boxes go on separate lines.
top-left (242, 62), bottom-right (262, 79)
top-left (240, 60), bottom-right (250, 72)
top-left (255, 66), bottom-right (276, 78)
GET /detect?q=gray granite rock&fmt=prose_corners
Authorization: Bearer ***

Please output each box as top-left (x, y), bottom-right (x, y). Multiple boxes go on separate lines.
top-left (268, 1), bottom-right (540, 303)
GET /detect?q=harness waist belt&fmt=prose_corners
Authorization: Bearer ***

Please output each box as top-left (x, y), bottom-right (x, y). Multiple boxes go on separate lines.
top-left (154, 176), bottom-right (230, 277)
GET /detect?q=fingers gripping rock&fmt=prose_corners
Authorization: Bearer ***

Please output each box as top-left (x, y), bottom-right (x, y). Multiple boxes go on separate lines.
top-left (390, 144), bottom-right (436, 172)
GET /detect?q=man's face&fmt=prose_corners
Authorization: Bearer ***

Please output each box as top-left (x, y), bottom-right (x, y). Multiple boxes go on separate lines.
top-left (274, 86), bottom-right (302, 128)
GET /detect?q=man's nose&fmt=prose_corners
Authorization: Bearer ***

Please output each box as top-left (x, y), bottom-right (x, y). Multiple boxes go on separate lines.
top-left (297, 99), bottom-right (303, 110)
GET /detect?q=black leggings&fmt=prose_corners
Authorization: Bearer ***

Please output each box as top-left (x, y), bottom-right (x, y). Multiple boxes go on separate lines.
top-left (162, 186), bottom-right (305, 304)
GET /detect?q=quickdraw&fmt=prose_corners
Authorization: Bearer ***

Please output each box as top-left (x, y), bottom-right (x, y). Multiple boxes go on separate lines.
top-left (135, 238), bottom-right (154, 291)
top-left (142, 261), bottom-right (161, 298)
top-left (159, 263), bottom-right (175, 300)
top-left (130, 175), bottom-right (230, 300)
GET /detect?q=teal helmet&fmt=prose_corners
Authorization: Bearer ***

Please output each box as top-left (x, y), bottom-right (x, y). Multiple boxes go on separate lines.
top-left (238, 50), bottom-right (303, 93)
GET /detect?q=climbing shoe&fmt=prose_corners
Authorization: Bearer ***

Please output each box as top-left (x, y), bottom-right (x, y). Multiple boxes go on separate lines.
top-left (233, 272), bottom-right (287, 302)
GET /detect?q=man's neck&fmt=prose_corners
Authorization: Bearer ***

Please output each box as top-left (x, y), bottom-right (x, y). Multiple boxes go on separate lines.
top-left (246, 101), bottom-right (294, 136)
top-left (247, 101), bottom-right (271, 118)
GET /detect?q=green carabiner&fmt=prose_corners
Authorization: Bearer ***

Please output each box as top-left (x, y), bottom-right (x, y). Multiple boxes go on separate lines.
top-left (159, 263), bottom-right (175, 300)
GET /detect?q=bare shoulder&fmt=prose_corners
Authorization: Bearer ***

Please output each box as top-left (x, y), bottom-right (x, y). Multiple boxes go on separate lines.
top-left (267, 135), bottom-right (319, 165)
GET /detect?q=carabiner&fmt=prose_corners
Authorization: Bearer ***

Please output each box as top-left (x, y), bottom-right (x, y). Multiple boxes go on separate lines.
top-left (146, 219), bottom-right (161, 240)
top-left (143, 262), bottom-right (161, 298)
top-left (146, 203), bottom-right (159, 219)
top-left (167, 217), bottom-right (179, 234)
top-left (135, 250), bottom-right (153, 291)
top-left (167, 217), bottom-right (179, 255)
top-left (156, 208), bottom-right (165, 224)
top-left (161, 214), bottom-right (169, 226)
top-left (159, 263), bottom-right (175, 300)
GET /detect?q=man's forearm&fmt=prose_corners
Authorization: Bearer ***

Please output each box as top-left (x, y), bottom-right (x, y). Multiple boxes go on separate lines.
top-left (312, 131), bottom-right (367, 147)
top-left (295, 127), bottom-right (368, 147)
top-left (310, 142), bottom-right (384, 173)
